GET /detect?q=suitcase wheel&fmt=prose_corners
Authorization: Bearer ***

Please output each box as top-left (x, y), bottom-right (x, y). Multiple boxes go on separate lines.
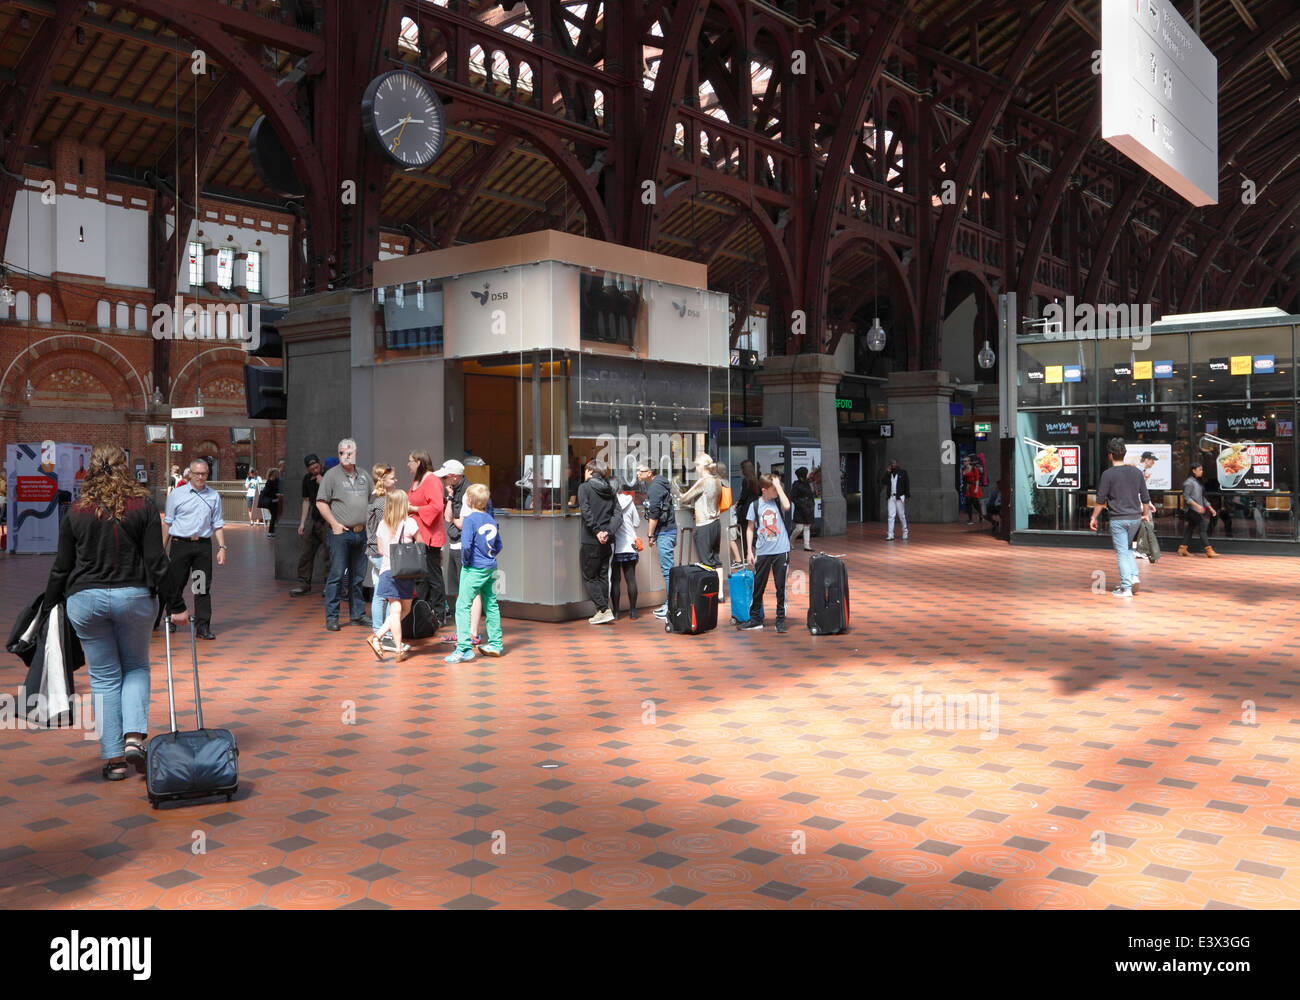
top-left (664, 623), bottom-right (671, 632)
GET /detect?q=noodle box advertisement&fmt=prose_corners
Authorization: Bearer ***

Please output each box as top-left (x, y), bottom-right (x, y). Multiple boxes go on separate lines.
top-left (6, 441), bottom-right (91, 554)
top-left (1217, 443), bottom-right (1272, 491)
top-left (1033, 445), bottom-right (1080, 490)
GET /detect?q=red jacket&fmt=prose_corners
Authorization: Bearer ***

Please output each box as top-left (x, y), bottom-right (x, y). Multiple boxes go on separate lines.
top-left (409, 473), bottom-right (446, 547)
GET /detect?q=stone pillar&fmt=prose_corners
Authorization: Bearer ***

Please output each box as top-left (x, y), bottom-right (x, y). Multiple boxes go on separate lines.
top-left (275, 289), bottom-right (354, 582)
top-left (756, 354), bottom-right (846, 535)
top-left (882, 369), bottom-right (958, 522)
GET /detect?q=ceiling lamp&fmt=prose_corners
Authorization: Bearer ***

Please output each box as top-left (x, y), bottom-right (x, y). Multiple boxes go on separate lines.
top-left (0, 282), bottom-right (14, 307)
top-left (195, 387), bottom-right (204, 407)
top-left (23, 378), bottom-right (34, 402)
top-left (151, 385), bottom-right (164, 408)
top-left (866, 317), bottom-right (886, 352)
top-left (977, 340), bottom-right (996, 369)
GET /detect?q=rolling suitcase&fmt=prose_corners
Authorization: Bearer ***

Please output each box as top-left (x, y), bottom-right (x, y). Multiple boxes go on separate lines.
top-left (728, 567), bottom-right (754, 625)
top-left (806, 553), bottom-right (849, 635)
top-left (146, 618), bottom-right (239, 808)
top-left (665, 564), bottom-right (720, 635)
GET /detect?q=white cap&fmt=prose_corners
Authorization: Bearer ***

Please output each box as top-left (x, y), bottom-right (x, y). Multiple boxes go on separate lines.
top-left (434, 459), bottom-right (465, 477)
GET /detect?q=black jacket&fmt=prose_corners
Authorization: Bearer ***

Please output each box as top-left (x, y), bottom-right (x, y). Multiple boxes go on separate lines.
top-left (791, 479), bottom-right (816, 522)
top-left (882, 468), bottom-right (910, 499)
top-left (445, 477), bottom-right (470, 544)
top-left (8, 592), bottom-right (85, 728)
top-left (644, 475), bottom-right (676, 534)
top-left (578, 475), bottom-right (617, 545)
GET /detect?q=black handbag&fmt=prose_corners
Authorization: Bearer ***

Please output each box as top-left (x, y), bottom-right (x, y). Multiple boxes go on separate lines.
top-left (388, 522), bottom-right (427, 579)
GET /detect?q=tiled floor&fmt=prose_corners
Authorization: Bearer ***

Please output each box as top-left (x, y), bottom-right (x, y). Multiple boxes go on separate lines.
top-left (3, 522), bottom-right (1298, 909)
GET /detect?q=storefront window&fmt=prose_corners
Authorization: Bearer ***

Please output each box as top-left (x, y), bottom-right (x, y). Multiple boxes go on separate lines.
top-left (1015, 409), bottom-right (1095, 530)
top-left (579, 269), bottom-right (647, 354)
top-left (1097, 335), bottom-right (1188, 405)
top-left (1017, 339), bottom-right (1094, 408)
top-left (374, 280), bottom-right (444, 360)
top-left (1192, 402), bottom-right (1296, 539)
top-left (1189, 326), bottom-right (1293, 402)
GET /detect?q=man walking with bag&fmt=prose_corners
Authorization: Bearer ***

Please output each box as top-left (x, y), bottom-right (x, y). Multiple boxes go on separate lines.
top-left (1089, 437), bottom-right (1151, 597)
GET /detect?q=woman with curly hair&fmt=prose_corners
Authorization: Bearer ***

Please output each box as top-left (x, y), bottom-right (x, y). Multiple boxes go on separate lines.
top-left (43, 444), bottom-right (188, 781)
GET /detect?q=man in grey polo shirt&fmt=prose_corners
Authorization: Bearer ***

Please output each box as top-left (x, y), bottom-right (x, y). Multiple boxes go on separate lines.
top-left (316, 438), bottom-right (371, 631)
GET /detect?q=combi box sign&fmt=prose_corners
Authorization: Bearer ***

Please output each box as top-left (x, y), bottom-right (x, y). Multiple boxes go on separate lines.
top-left (1101, 0), bottom-right (1217, 207)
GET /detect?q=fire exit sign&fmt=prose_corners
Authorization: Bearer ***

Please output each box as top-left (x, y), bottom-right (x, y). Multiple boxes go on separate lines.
top-left (974, 422), bottom-right (992, 434)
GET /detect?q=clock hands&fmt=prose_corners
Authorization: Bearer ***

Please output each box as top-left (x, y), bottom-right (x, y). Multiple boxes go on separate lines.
top-left (379, 116), bottom-right (423, 137)
top-left (390, 113), bottom-right (412, 153)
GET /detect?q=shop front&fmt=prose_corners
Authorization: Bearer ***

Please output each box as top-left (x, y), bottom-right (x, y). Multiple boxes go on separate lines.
top-left (1012, 311), bottom-right (1300, 550)
top-left (362, 231), bottom-right (731, 619)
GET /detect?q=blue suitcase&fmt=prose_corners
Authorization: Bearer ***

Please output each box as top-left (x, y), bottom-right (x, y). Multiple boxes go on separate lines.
top-left (728, 567), bottom-right (754, 624)
top-left (146, 619), bottom-right (238, 808)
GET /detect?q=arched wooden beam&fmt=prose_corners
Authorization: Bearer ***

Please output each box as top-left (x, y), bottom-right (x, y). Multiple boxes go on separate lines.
top-left (109, 0), bottom-right (333, 287)
top-left (1217, 184), bottom-right (1300, 308)
top-left (628, 0), bottom-right (714, 249)
top-left (802, 8), bottom-right (905, 357)
top-left (1081, 177), bottom-right (1149, 305)
top-left (460, 106), bottom-right (613, 241)
top-left (1251, 229), bottom-right (1300, 307)
top-left (824, 233), bottom-right (919, 358)
top-left (0, 1), bottom-right (81, 267)
top-left (925, 0), bottom-right (1072, 341)
top-left (437, 136), bottom-right (520, 247)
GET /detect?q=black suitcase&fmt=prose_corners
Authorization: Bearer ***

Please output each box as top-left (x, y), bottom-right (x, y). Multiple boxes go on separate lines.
top-left (806, 553), bottom-right (849, 635)
top-left (146, 618), bottom-right (239, 808)
top-left (665, 564), bottom-right (720, 635)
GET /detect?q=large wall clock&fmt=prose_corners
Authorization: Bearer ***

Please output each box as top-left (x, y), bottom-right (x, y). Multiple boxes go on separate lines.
top-left (362, 70), bottom-right (447, 169)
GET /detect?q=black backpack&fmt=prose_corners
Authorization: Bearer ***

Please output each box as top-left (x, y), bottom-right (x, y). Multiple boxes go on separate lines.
top-left (401, 598), bottom-right (446, 639)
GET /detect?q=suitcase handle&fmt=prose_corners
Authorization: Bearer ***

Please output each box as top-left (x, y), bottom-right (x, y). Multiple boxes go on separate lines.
top-left (162, 614), bottom-right (206, 734)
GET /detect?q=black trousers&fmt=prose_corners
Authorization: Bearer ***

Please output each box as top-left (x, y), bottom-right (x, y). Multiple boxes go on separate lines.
top-left (416, 543), bottom-right (445, 614)
top-left (167, 537), bottom-right (214, 627)
top-left (751, 551), bottom-right (789, 623)
top-left (609, 557), bottom-right (638, 614)
top-left (581, 541), bottom-right (613, 611)
top-left (1183, 509), bottom-right (1209, 551)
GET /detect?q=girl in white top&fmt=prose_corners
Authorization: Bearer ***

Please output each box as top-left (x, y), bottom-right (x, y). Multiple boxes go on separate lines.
top-left (368, 488), bottom-right (420, 662)
top-left (609, 486), bottom-right (641, 618)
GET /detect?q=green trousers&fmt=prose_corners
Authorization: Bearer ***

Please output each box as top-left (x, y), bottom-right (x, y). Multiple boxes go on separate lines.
top-left (456, 565), bottom-right (502, 652)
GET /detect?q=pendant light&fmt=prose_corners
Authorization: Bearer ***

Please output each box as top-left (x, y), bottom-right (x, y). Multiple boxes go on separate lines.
top-left (977, 341), bottom-right (996, 369)
top-left (867, 244), bottom-right (885, 352)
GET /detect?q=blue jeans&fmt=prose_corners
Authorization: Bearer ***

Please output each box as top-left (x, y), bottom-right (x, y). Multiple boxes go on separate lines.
top-left (324, 528), bottom-right (368, 623)
top-left (1109, 518), bottom-right (1140, 590)
top-left (369, 555), bottom-right (385, 633)
top-left (65, 587), bottom-right (153, 760)
top-left (655, 531), bottom-right (676, 604)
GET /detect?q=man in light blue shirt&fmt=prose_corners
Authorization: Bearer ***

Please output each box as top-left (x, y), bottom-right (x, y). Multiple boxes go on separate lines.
top-left (163, 458), bottom-right (227, 639)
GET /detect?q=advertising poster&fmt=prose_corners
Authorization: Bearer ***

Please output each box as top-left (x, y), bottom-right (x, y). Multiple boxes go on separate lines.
top-left (1124, 443), bottom-right (1172, 490)
top-left (1217, 443), bottom-right (1272, 491)
top-left (5, 442), bottom-right (90, 553)
top-left (1032, 444), bottom-right (1080, 490)
top-left (790, 446), bottom-right (822, 519)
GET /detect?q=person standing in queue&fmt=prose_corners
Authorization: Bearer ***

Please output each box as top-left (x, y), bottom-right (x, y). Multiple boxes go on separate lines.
top-left (578, 459), bottom-right (617, 625)
top-left (407, 450), bottom-right (447, 624)
top-left (638, 462), bottom-right (676, 620)
top-left (883, 459), bottom-right (910, 540)
top-left (44, 444), bottom-right (189, 780)
top-left (290, 453), bottom-right (329, 596)
top-left (161, 458), bottom-right (225, 640)
top-left (316, 439), bottom-right (372, 631)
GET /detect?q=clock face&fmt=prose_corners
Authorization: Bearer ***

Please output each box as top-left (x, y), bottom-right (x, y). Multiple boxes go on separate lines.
top-left (362, 70), bottom-right (446, 169)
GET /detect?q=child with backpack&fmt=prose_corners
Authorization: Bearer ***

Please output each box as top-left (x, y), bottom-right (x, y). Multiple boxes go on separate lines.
top-left (740, 474), bottom-right (792, 634)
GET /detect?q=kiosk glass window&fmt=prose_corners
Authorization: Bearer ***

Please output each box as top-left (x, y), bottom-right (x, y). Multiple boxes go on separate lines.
top-left (1193, 402), bottom-right (1296, 539)
top-left (1015, 409), bottom-right (1097, 531)
top-left (1017, 339), bottom-right (1094, 407)
top-left (1097, 405), bottom-right (1190, 518)
top-left (1189, 326), bottom-right (1293, 401)
top-left (579, 269), bottom-right (647, 355)
top-left (1097, 336), bottom-right (1188, 405)
top-left (375, 281), bottom-right (444, 360)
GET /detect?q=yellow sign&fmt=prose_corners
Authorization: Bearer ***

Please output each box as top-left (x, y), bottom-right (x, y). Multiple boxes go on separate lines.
top-left (1045, 365), bottom-right (1063, 384)
top-left (1230, 355), bottom-right (1252, 375)
top-left (1133, 360), bottom-right (1153, 379)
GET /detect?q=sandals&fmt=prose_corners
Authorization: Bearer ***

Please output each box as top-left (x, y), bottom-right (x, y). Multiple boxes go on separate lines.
top-left (101, 760), bottom-right (129, 781)
top-left (365, 635), bottom-right (387, 661)
top-left (123, 737), bottom-right (147, 774)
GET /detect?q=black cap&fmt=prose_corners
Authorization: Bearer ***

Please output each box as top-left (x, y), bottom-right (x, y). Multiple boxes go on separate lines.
top-left (1140, 451), bottom-right (1156, 461)
top-left (304, 453), bottom-right (320, 467)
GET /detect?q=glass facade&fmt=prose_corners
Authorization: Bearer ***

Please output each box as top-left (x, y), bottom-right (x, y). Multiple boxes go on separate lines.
top-left (1014, 320), bottom-right (1299, 542)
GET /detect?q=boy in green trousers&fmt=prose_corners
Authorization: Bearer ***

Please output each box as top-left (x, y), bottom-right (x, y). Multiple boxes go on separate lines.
top-left (446, 484), bottom-right (503, 662)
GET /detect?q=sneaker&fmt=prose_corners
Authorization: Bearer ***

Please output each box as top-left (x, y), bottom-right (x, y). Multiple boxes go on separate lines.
top-left (1131, 581), bottom-right (1141, 595)
top-left (903, 532), bottom-right (909, 539)
top-left (591, 608), bottom-right (615, 625)
top-left (1111, 587), bottom-right (1133, 598)
top-left (775, 620), bottom-right (788, 634)
top-left (479, 644), bottom-right (502, 657)
top-left (471, 634), bottom-right (482, 646)
top-left (445, 649), bottom-right (475, 663)
top-left (652, 605), bottom-right (668, 619)
top-left (885, 535), bottom-right (894, 541)
top-left (738, 620), bottom-right (764, 630)
top-left (379, 636), bottom-right (411, 655)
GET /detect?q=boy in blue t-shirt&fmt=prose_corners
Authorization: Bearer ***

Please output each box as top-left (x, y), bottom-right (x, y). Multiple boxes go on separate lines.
top-left (741, 474), bottom-right (792, 633)
top-left (446, 484), bottom-right (504, 662)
